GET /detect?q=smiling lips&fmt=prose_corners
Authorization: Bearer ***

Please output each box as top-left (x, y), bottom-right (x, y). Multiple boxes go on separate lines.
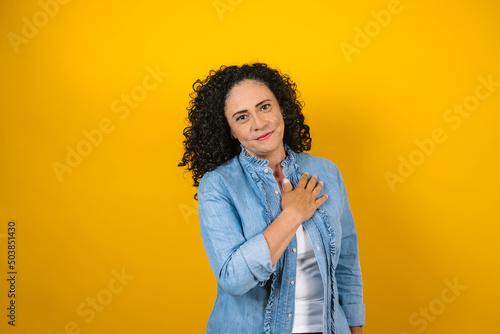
top-left (256, 131), bottom-right (273, 141)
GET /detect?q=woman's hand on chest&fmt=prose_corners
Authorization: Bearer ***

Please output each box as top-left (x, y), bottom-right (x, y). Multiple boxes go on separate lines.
top-left (281, 172), bottom-right (328, 223)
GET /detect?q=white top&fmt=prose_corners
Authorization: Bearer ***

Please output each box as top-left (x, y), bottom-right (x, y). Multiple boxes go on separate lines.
top-left (292, 224), bottom-right (324, 332)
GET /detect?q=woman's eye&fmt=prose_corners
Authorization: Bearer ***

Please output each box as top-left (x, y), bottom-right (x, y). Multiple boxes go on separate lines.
top-left (261, 104), bottom-right (271, 111)
top-left (236, 115), bottom-right (247, 121)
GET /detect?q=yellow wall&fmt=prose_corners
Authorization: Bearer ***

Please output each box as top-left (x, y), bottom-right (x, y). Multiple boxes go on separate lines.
top-left (1, 0), bottom-right (499, 333)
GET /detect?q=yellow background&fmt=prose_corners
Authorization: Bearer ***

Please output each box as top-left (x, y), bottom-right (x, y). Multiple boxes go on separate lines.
top-left (1, 0), bottom-right (499, 333)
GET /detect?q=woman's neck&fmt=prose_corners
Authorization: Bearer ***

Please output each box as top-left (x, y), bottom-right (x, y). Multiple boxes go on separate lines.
top-left (269, 148), bottom-right (287, 192)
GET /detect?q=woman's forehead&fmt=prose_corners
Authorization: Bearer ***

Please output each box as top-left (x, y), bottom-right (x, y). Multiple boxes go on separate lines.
top-left (225, 80), bottom-right (275, 106)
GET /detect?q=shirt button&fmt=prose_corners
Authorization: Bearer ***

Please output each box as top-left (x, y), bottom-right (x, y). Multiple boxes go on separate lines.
top-left (288, 313), bottom-right (292, 318)
top-left (274, 190), bottom-right (279, 194)
top-left (291, 281), bottom-right (295, 285)
top-left (292, 248), bottom-right (296, 253)
top-left (264, 168), bottom-right (269, 173)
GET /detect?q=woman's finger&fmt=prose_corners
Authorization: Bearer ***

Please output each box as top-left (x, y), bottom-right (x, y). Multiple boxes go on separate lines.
top-left (316, 194), bottom-right (328, 206)
top-left (312, 181), bottom-right (324, 198)
top-left (297, 172), bottom-right (309, 189)
top-left (282, 178), bottom-right (293, 193)
top-left (306, 175), bottom-right (318, 191)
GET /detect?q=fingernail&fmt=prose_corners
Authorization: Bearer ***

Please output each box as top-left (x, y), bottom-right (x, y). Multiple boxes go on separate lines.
top-left (283, 178), bottom-right (290, 183)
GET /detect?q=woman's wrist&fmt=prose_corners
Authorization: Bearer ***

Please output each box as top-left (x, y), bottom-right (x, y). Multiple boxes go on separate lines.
top-left (350, 326), bottom-right (362, 334)
top-left (280, 207), bottom-right (305, 228)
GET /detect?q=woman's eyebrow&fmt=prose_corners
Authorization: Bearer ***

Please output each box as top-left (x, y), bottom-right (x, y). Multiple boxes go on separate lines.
top-left (255, 99), bottom-right (272, 107)
top-left (232, 99), bottom-right (272, 118)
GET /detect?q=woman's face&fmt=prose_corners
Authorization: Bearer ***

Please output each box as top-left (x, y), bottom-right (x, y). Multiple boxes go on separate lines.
top-left (224, 79), bottom-right (285, 161)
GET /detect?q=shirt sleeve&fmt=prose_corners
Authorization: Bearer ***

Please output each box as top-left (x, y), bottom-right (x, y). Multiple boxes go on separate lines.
top-left (333, 164), bottom-right (365, 327)
top-left (198, 171), bottom-right (277, 297)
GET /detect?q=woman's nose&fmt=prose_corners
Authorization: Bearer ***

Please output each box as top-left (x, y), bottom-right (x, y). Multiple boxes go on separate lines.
top-left (252, 112), bottom-right (266, 130)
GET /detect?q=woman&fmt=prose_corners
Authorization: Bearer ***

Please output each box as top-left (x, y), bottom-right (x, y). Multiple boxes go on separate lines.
top-left (179, 63), bottom-right (364, 334)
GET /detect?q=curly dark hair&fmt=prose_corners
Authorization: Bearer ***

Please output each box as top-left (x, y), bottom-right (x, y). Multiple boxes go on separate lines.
top-left (179, 62), bottom-right (311, 196)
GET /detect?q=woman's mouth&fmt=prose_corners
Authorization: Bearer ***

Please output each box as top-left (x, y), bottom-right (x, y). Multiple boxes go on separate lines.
top-left (256, 131), bottom-right (273, 141)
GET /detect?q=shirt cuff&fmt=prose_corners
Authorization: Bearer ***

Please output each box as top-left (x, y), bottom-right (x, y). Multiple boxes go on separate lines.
top-left (240, 233), bottom-right (277, 283)
top-left (342, 303), bottom-right (365, 327)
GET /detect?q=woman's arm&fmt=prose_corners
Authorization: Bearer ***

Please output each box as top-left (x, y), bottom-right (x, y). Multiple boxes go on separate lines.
top-left (333, 164), bottom-right (365, 328)
top-left (263, 172), bottom-right (328, 266)
top-left (198, 172), bottom-right (327, 296)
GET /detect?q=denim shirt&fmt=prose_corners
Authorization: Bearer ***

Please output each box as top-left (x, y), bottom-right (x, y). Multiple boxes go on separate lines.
top-left (198, 144), bottom-right (365, 334)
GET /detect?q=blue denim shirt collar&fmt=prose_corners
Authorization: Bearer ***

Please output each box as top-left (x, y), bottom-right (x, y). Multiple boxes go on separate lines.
top-left (238, 143), bottom-right (301, 179)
